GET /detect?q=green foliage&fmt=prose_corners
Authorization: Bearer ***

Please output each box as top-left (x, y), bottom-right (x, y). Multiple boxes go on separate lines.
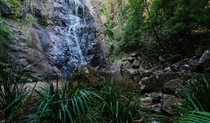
top-left (0, 70), bottom-right (151, 123)
top-left (3, 0), bottom-right (22, 17)
top-left (34, 78), bottom-right (145, 123)
top-left (2, 0), bottom-right (37, 20)
top-left (23, 13), bottom-right (37, 25)
top-left (0, 17), bottom-right (11, 47)
top-left (180, 73), bottom-right (210, 112)
top-left (3, 0), bottom-right (36, 15)
top-left (102, 0), bottom-right (210, 58)
top-left (177, 73), bottom-right (210, 122)
top-left (22, 0), bottom-right (36, 13)
top-left (150, 0), bottom-right (210, 34)
top-left (3, 0), bottom-right (20, 7)
top-left (35, 81), bottom-right (92, 123)
top-left (178, 111), bottom-right (210, 123)
top-left (92, 81), bottom-right (142, 123)
top-left (103, 0), bottom-right (149, 58)
top-left (0, 61), bottom-right (30, 122)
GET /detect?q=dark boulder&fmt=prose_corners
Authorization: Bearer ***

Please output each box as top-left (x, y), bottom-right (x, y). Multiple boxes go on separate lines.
top-left (139, 72), bottom-right (182, 93)
top-left (162, 79), bottom-right (183, 95)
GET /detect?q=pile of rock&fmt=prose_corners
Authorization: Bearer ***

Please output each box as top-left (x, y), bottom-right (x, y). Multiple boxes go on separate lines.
top-left (118, 50), bottom-right (210, 114)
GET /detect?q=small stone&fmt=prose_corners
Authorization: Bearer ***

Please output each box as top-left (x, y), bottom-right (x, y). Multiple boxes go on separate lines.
top-left (131, 53), bottom-right (138, 57)
top-left (188, 58), bottom-right (199, 72)
top-left (140, 97), bottom-right (153, 106)
top-left (127, 69), bottom-right (139, 75)
top-left (138, 68), bottom-right (152, 77)
top-left (128, 57), bottom-right (134, 63)
top-left (152, 96), bottom-right (161, 103)
top-left (148, 104), bottom-right (162, 114)
top-left (180, 64), bottom-right (190, 72)
top-left (27, 78), bottom-right (33, 82)
top-left (164, 67), bottom-right (172, 72)
top-left (122, 57), bottom-right (127, 61)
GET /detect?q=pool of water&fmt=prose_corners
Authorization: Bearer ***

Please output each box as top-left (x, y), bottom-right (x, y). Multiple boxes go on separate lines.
top-left (99, 71), bottom-right (137, 83)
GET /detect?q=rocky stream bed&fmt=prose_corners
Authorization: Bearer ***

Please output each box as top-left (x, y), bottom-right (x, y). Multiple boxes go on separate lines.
top-left (22, 49), bottom-right (210, 117)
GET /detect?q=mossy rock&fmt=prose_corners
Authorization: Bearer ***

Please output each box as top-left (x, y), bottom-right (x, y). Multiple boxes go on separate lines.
top-left (70, 65), bottom-right (103, 87)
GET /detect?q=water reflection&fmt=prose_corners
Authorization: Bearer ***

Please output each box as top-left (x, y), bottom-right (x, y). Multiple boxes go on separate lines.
top-left (99, 71), bottom-right (137, 83)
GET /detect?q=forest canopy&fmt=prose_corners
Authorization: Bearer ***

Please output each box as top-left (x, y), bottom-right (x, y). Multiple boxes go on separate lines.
top-left (101, 0), bottom-right (210, 58)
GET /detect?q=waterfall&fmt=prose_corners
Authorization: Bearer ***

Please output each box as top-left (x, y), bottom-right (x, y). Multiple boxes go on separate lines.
top-left (66, 15), bottom-right (85, 65)
top-left (58, 0), bottom-right (96, 77)
top-left (39, 0), bottom-right (101, 78)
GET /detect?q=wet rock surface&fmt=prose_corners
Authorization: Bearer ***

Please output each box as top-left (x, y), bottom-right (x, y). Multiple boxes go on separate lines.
top-left (1, 0), bottom-right (105, 81)
top-left (8, 22), bottom-right (62, 81)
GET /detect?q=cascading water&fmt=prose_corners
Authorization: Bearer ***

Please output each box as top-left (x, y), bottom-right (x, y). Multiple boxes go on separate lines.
top-left (38, 0), bottom-right (103, 78)
top-left (66, 11), bottom-right (85, 65)
top-left (40, 0), bottom-right (101, 78)
top-left (60, 0), bottom-right (88, 77)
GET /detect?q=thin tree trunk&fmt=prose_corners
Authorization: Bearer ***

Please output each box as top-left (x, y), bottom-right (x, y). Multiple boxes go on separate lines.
top-left (144, 0), bottom-right (166, 54)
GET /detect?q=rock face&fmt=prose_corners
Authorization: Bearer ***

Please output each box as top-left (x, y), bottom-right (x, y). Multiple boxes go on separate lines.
top-left (1, 0), bottom-right (105, 81)
top-left (9, 22), bottom-right (61, 81)
top-left (84, 0), bottom-right (108, 58)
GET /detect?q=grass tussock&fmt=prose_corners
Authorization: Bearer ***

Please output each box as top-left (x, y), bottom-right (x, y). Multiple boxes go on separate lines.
top-left (1, 62), bottom-right (210, 123)
top-left (0, 63), bottom-right (144, 123)
top-left (178, 73), bottom-right (210, 122)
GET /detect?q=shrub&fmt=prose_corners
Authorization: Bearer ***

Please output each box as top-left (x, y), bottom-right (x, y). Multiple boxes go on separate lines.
top-left (102, 0), bottom-right (210, 58)
top-left (93, 81), bottom-right (142, 123)
top-left (0, 60), bottom-right (34, 122)
top-left (35, 80), bottom-right (93, 123)
top-left (23, 13), bottom-right (37, 25)
top-left (180, 73), bottom-right (210, 112)
top-left (0, 17), bottom-right (11, 47)
top-left (178, 111), bottom-right (210, 123)
top-left (178, 73), bottom-right (210, 122)
top-left (2, 0), bottom-right (22, 17)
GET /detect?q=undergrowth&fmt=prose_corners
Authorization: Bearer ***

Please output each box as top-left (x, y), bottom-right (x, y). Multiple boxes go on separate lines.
top-left (178, 73), bottom-right (210, 123)
top-left (0, 69), bottom-right (146, 123)
top-left (1, 65), bottom-right (210, 122)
